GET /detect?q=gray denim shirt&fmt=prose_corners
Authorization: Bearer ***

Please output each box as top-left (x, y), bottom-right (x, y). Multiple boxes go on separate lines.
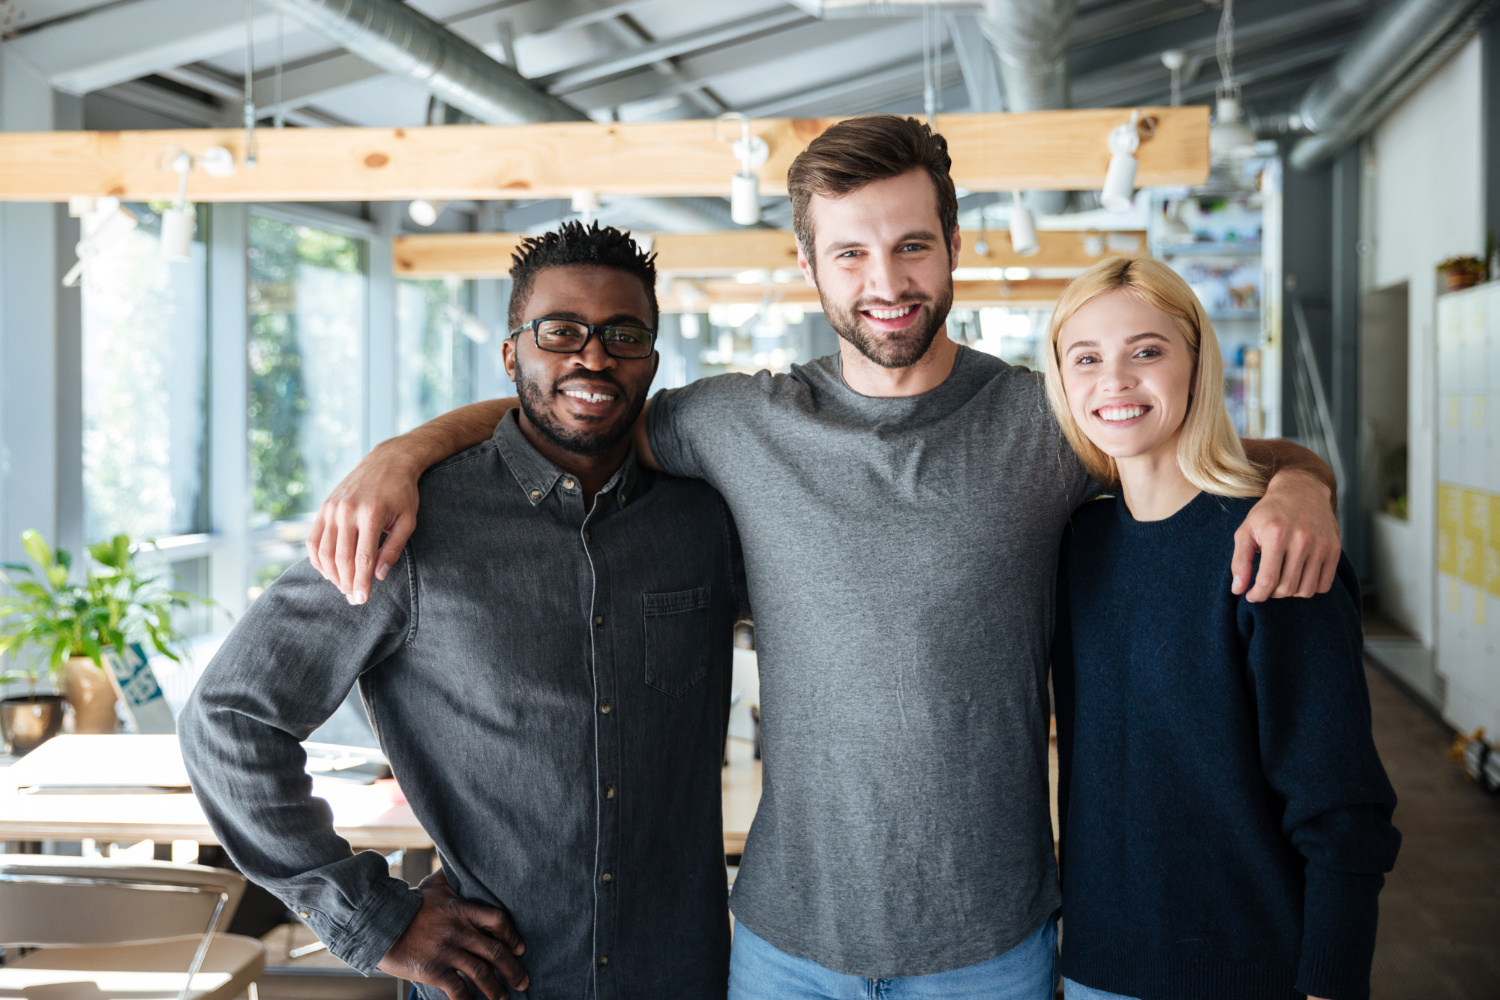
top-left (179, 413), bottom-right (744, 999)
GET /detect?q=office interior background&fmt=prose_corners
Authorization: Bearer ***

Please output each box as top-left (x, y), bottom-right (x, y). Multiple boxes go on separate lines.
top-left (0, 0), bottom-right (1498, 998)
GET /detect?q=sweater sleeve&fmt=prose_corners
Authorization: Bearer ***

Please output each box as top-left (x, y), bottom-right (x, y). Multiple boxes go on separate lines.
top-left (1240, 557), bottom-right (1401, 1000)
top-left (178, 556), bottom-right (421, 975)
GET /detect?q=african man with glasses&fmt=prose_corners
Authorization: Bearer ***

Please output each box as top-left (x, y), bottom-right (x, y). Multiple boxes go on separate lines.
top-left (180, 222), bottom-right (748, 1000)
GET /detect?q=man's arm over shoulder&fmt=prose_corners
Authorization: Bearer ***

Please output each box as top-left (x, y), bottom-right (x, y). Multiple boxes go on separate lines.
top-left (178, 558), bottom-right (418, 973)
top-left (1234, 438), bottom-right (1342, 603)
top-left (307, 399), bottom-right (512, 602)
top-left (645, 373), bottom-right (761, 483)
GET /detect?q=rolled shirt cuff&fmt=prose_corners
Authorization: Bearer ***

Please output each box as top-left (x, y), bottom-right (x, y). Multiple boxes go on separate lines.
top-left (321, 874), bottom-right (424, 975)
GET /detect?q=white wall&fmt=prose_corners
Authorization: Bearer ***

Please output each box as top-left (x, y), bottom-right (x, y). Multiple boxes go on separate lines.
top-left (1363, 35), bottom-right (1485, 646)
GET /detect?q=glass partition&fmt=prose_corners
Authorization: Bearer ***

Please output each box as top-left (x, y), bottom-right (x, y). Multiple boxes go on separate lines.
top-left (247, 215), bottom-right (367, 528)
top-left (82, 204), bottom-right (209, 542)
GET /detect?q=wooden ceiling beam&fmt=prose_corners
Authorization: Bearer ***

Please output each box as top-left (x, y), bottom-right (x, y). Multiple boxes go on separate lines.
top-left (393, 229), bottom-right (1147, 278)
top-left (0, 109), bottom-right (1206, 202)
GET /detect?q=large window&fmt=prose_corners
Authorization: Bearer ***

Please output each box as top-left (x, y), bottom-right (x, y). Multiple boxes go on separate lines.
top-left (247, 215), bottom-right (367, 527)
top-left (396, 277), bottom-right (476, 433)
top-left (82, 204), bottom-right (208, 543)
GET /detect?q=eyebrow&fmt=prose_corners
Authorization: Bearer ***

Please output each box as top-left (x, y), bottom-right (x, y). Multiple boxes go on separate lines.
top-left (538, 310), bottom-right (650, 327)
top-left (822, 230), bottom-right (942, 255)
top-left (1065, 331), bottom-right (1173, 350)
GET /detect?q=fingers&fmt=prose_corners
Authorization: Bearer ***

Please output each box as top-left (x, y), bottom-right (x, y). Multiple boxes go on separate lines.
top-left (350, 510), bottom-right (383, 606)
top-left (453, 947), bottom-right (520, 1000)
top-left (1316, 542), bottom-right (1339, 594)
top-left (433, 971), bottom-right (473, 1000)
top-left (459, 930), bottom-right (530, 994)
top-left (306, 511), bottom-right (327, 576)
top-left (463, 901), bottom-right (525, 957)
top-left (334, 513), bottom-right (358, 599)
top-left (1272, 529), bottom-right (1311, 600)
top-left (1230, 525), bottom-right (1256, 596)
top-left (375, 512), bottom-right (417, 587)
top-left (1245, 526), bottom-right (1285, 603)
top-left (318, 508), bottom-right (344, 593)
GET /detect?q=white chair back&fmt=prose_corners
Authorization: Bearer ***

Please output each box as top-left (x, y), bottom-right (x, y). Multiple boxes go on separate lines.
top-left (0, 856), bottom-right (245, 948)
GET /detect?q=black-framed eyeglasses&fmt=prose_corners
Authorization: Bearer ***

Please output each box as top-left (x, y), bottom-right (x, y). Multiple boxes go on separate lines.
top-left (509, 318), bottom-right (658, 360)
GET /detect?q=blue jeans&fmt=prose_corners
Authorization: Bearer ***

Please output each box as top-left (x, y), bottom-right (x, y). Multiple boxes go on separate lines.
top-left (729, 918), bottom-right (1058, 1000)
top-left (1062, 978), bottom-right (1141, 1000)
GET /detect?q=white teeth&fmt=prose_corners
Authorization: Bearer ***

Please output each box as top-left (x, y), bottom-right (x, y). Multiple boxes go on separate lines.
top-left (1098, 405), bottom-right (1146, 422)
top-left (867, 305), bottom-right (916, 320)
top-left (563, 390), bottom-right (615, 403)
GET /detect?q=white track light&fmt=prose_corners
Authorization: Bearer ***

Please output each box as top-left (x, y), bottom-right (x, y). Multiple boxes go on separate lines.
top-left (1008, 190), bottom-right (1039, 257)
top-left (1101, 113), bottom-right (1141, 213)
top-left (160, 207), bottom-right (196, 262)
top-left (1210, 96), bottom-right (1257, 166)
top-left (409, 199), bottom-right (448, 227)
top-left (716, 113), bottom-right (769, 227)
top-left (62, 204), bottom-right (138, 287)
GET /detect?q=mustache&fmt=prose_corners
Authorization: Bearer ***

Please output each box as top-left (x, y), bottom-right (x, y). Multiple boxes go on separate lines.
top-left (553, 373), bottom-right (627, 397)
top-left (852, 292), bottom-right (933, 311)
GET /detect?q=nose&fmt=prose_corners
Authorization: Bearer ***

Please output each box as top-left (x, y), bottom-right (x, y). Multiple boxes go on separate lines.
top-left (864, 249), bottom-right (907, 303)
top-left (567, 331), bottom-right (618, 371)
top-left (1097, 354), bottom-right (1136, 393)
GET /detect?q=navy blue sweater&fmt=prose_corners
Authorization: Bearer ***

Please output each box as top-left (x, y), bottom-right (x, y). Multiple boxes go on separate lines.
top-left (1053, 492), bottom-right (1401, 1000)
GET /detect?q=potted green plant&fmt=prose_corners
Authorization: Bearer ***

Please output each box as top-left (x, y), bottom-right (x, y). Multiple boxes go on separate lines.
top-left (1436, 255), bottom-right (1486, 293)
top-left (0, 530), bottom-right (214, 751)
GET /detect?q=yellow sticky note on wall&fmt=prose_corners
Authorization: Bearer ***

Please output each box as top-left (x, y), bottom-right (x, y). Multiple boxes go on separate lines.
top-left (1460, 536), bottom-right (1482, 587)
top-left (1462, 489), bottom-right (1487, 542)
top-left (1486, 544), bottom-right (1500, 597)
top-left (1439, 527), bottom-right (1459, 575)
top-left (1438, 483), bottom-right (1460, 532)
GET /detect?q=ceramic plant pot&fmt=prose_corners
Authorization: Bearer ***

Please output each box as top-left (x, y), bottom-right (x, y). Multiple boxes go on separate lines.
top-left (1, 694), bottom-right (66, 756)
top-left (64, 655), bottom-right (119, 734)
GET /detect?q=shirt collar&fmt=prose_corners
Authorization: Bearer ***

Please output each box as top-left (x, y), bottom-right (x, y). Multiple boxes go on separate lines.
top-left (492, 409), bottom-right (640, 508)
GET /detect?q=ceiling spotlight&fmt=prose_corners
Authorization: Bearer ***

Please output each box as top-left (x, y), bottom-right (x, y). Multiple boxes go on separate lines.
top-left (161, 150), bottom-right (195, 262)
top-left (1101, 111), bottom-right (1142, 213)
top-left (1210, 95), bottom-right (1257, 166)
top-left (1008, 190), bottom-right (1039, 257)
top-left (62, 203), bottom-right (138, 287)
top-left (1158, 199), bottom-right (1194, 244)
top-left (569, 190), bottom-right (600, 225)
top-left (716, 112), bottom-right (769, 227)
top-left (409, 199), bottom-right (448, 227)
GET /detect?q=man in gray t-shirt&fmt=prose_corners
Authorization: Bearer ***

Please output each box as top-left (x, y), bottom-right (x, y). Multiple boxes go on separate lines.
top-left (308, 116), bottom-right (1341, 998)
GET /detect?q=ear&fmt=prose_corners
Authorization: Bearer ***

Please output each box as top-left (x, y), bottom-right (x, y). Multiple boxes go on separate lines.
top-left (949, 227), bottom-right (962, 271)
top-left (502, 336), bottom-right (519, 382)
top-left (796, 238), bottom-right (817, 289)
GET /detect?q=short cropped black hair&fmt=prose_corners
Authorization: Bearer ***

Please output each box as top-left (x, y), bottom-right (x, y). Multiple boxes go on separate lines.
top-left (507, 221), bottom-right (658, 331)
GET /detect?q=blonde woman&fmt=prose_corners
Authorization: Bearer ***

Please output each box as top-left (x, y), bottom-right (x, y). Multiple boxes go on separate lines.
top-left (1046, 257), bottom-right (1400, 1000)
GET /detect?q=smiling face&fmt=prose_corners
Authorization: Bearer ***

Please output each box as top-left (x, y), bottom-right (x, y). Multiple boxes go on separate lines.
top-left (1057, 287), bottom-right (1197, 465)
top-left (798, 169), bottom-right (959, 369)
top-left (502, 264), bottom-right (658, 458)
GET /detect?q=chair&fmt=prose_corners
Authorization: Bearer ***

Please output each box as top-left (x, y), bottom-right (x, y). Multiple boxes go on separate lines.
top-left (0, 855), bottom-right (266, 1000)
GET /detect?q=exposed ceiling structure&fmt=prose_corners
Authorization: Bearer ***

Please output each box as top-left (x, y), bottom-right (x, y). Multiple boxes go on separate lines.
top-left (1, 0), bottom-right (1390, 228)
top-left (4, 0), bottom-right (1381, 130)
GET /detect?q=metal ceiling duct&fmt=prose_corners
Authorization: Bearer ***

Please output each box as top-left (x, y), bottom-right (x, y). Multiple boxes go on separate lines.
top-left (1289, 0), bottom-right (1492, 170)
top-left (979, 0), bottom-right (1075, 214)
top-left (262, 0), bottom-right (735, 231)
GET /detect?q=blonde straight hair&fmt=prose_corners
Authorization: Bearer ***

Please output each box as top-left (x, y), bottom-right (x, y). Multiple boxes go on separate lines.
top-left (1042, 255), bottom-right (1267, 498)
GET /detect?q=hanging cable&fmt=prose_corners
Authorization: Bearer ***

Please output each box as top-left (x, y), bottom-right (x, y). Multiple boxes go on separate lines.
top-left (243, 0), bottom-right (259, 167)
top-left (1216, 0), bottom-right (1237, 99)
top-left (273, 10), bottom-right (285, 130)
top-left (922, 1), bottom-right (944, 128)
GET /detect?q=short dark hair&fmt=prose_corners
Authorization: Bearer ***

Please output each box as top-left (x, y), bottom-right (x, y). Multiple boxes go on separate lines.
top-left (507, 221), bottom-right (659, 330)
top-left (788, 114), bottom-right (959, 261)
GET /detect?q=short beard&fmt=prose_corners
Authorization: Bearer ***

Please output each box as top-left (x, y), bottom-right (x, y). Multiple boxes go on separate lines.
top-left (514, 366), bottom-right (646, 458)
top-left (821, 279), bottom-right (954, 369)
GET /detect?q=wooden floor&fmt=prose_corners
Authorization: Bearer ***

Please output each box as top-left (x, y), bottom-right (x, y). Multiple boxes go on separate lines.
top-left (1367, 662), bottom-right (1500, 1000)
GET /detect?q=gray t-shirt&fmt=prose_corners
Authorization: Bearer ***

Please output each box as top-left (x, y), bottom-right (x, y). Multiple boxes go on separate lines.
top-left (648, 345), bottom-right (1095, 978)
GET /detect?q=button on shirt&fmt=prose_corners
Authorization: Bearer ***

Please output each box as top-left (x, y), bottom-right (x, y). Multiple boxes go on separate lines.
top-left (180, 412), bottom-right (744, 1000)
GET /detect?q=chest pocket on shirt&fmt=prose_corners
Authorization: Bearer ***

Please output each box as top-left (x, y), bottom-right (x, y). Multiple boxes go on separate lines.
top-left (642, 586), bottom-right (713, 698)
